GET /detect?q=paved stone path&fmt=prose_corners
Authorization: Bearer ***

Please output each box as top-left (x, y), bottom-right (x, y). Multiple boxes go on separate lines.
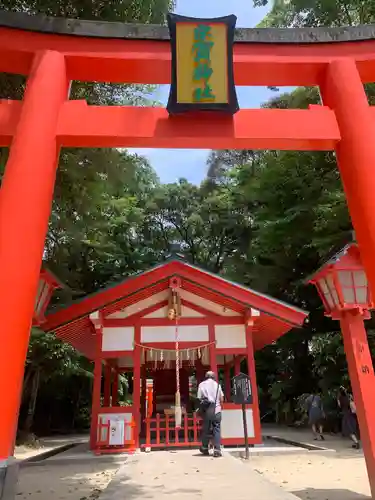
top-left (100, 449), bottom-right (300, 500)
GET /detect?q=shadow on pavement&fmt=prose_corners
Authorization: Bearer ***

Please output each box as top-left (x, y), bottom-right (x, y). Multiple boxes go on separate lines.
top-left (292, 488), bottom-right (371, 500)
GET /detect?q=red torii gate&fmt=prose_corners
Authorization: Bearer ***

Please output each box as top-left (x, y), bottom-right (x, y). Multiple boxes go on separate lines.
top-left (1, 10), bottom-right (375, 496)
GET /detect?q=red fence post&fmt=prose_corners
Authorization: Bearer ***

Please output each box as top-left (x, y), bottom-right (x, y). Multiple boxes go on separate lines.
top-left (156, 413), bottom-right (160, 447)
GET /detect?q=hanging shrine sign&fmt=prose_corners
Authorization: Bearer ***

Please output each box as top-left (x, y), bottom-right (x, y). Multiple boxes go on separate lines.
top-left (166, 13), bottom-right (239, 115)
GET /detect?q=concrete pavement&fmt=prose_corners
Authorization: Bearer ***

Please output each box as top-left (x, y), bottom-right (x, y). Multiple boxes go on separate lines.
top-left (100, 449), bottom-right (300, 500)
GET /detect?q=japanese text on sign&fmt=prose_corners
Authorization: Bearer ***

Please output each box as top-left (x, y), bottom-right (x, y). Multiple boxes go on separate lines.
top-left (357, 340), bottom-right (371, 375)
top-left (192, 24), bottom-right (215, 102)
top-left (232, 373), bottom-right (253, 405)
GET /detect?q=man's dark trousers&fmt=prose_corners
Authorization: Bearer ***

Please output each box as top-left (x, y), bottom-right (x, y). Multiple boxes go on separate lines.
top-left (201, 412), bottom-right (222, 451)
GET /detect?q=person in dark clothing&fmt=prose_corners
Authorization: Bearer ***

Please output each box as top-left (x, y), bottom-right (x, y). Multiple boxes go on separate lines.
top-left (305, 392), bottom-right (325, 441)
top-left (197, 371), bottom-right (224, 457)
top-left (338, 386), bottom-right (360, 449)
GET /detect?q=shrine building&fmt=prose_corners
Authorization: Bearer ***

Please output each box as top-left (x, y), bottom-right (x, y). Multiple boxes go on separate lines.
top-left (41, 257), bottom-right (307, 453)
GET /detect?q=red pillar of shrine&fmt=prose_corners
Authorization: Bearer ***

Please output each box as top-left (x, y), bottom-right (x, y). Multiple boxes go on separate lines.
top-left (140, 362), bottom-right (147, 422)
top-left (340, 311), bottom-right (375, 497)
top-left (90, 328), bottom-right (103, 450)
top-left (0, 51), bottom-right (67, 467)
top-left (133, 326), bottom-right (142, 449)
top-left (245, 321), bottom-right (261, 443)
top-left (321, 59), bottom-right (375, 305)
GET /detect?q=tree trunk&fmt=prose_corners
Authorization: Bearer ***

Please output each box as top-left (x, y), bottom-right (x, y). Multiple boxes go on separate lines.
top-left (23, 368), bottom-right (40, 433)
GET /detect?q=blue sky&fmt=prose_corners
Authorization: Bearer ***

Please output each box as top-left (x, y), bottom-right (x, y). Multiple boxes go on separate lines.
top-left (129, 0), bottom-right (290, 184)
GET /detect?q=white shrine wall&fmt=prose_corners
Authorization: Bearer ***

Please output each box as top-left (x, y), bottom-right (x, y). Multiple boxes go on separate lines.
top-left (102, 326), bottom-right (134, 351)
top-left (101, 323), bottom-right (248, 352)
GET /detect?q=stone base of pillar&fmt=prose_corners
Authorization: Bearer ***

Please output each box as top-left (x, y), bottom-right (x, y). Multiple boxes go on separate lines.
top-left (0, 459), bottom-right (19, 500)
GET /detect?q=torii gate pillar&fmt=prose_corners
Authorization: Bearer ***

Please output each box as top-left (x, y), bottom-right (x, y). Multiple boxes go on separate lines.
top-left (0, 50), bottom-right (67, 494)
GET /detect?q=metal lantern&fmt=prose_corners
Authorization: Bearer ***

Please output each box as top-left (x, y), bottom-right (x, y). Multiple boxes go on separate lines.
top-left (309, 243), bottom-right (373, 318)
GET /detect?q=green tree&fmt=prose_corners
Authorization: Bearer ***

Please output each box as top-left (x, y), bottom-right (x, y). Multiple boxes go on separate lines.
top-left (21, 329), bottom-right (92, 434)
top-left (254, 0), bottom-right (375, 27)
top-left (143, 178), bottom-right (253, 273)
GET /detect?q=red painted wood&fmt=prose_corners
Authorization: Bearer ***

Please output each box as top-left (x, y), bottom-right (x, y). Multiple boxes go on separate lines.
top-left (222, 403), bottom-right (253, 410)
top-left (56, 103), bottom-right (339, 150)
top-left (95, 415), bottom-right (136, 454)
top-left (45, 276), bottom-right (170, 331)
top-left (143, 413), bottom-right (203, 449)
top-left (90, 327), bottom-right (102, 450)
top-left (166, 415), bottom-right (170, 447)
top-left (0, 50), bottom-right (68, 461)
top-left (104, 316), bottom-right (248, 327)
top-left (46, 259), bottom-right (306, 329)
top-left (245, 322), bottom-right (262, 444)
top-left (99, 406), bottom-right (134, 414)
top-left (3, 27), bottom-right (375, 85)
top-left (340, 311), bottom-right (375, 497)
top-left (156, 413), bottom-right (160, 447)
top-left (184, 413), bottom-right (189, 444)
top-left (321, 60), bottom-right (375, 317)
top-left (175, 263), bottom-right (307, 326)
top-left (45, 259), bottom-right (306, 360)
top-left (193, 413), bottom-right (199, 443)
top-left (102, 346), bottom-right (247, 360)
top-left (133, 325), bottom-right (142, 449)
top-left (140, 341), bottom-right (210, 349)
top-left (141, 361), bottom-right (147, 425)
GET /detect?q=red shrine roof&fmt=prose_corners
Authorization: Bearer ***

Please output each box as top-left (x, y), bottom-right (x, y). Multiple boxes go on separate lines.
top-left (33, 266), bottom-right (64, 326)
top-left (43, 259), bottom-right (308, 360)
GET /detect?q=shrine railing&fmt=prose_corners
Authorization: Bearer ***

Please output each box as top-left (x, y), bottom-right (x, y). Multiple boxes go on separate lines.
top-left (142, 412), bottom-right (203, 449)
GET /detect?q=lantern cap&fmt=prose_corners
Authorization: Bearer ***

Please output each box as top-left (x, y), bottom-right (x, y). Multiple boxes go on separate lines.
top-left (305, 233), bottom-right (356, 284)
top-left (306, 237), bottom-right (373, 316)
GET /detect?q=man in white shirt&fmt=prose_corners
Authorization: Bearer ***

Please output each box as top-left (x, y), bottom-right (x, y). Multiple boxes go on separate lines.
top-left (197, 371), bottom-right (224, 457)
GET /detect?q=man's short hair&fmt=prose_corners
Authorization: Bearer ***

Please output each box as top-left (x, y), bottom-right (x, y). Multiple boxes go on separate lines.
top-left (205, 371), bottom-right (216, 379)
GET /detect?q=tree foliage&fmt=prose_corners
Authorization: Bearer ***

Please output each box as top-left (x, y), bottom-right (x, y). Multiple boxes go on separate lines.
top-left (254, 0), bottom-right (375, 27)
